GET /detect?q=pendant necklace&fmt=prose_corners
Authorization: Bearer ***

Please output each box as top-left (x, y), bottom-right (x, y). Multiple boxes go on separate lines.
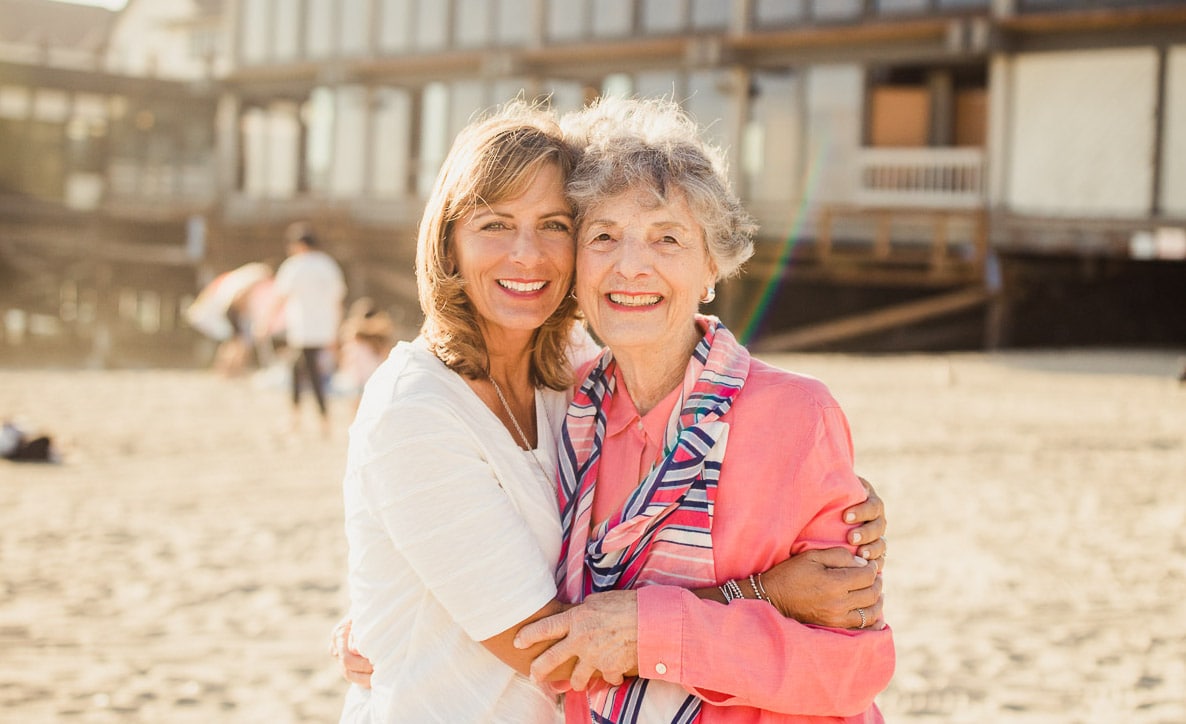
top-left (490, 376), bottom-right (554, 484)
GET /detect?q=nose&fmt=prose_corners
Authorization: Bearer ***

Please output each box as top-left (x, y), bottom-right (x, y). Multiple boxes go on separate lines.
top-left (509, 227), bottom-right (544, 266)
top-left (613, 234), bottom-right (652, 278)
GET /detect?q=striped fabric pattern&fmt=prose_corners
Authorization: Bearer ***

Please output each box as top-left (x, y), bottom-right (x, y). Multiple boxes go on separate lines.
top-left (556, 316), bottom-right (751, 723)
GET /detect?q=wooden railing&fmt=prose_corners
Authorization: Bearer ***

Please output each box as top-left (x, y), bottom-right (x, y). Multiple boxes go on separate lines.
top-left (855, 147), bottom-right (985, 209)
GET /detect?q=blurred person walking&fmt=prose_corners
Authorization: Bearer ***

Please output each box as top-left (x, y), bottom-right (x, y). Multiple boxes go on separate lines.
top-left (271, 221), bottom-right (347, 435)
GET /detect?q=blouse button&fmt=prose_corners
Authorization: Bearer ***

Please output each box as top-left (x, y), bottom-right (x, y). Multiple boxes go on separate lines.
top-left (655, 662), bottom-right (668, 675)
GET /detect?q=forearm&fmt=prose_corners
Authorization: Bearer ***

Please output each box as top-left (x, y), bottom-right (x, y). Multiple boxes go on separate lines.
top-left (637, 585), bottom-right (894, 716)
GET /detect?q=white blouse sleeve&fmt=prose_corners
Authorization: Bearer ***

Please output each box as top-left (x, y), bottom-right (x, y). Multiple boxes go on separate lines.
top-left (352, 398), bottom-right (558, 642)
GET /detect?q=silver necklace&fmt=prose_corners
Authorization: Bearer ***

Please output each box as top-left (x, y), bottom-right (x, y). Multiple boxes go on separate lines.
top-left (489, 377), bottom-right (554, 483)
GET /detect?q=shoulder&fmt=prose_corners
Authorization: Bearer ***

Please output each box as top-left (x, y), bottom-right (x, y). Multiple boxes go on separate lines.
top-left (739, 357), bottom-right (842, 414)
top-left (351, 340), bottom-right (475, 447)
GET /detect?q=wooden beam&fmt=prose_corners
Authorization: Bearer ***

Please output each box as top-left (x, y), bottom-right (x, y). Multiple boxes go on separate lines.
top-left (753, 285), bottom-right (993, 352)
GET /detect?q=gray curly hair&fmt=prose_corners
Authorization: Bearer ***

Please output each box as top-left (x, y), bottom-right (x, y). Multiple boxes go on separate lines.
top-left (560, 96), bottom-right (757, 281)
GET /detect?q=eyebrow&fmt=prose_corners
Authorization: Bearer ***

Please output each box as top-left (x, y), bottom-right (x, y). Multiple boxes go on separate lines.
top-left (472, 207), bottom-right (573, 220)
top-left (585, 218), bottom-right (689, 231)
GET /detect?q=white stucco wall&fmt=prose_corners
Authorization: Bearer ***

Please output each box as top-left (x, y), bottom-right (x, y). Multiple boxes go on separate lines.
top-left (1006, 48), bottom-right (1158, 217)
top-left (107, 0), bottom-right (227, 79)
top-left (1162, 46), bottom-right (1186, 217)
top-left (804, 64), bottom-right (864, 205)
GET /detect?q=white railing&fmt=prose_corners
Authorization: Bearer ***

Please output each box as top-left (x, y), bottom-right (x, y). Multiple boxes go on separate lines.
top-left (855, 147), bottom-right (986, 209)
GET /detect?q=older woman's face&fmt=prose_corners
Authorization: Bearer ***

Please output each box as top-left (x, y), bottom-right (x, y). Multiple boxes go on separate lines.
top-left (576, 187), bottom-right (717, 357)
top-left (453, 163), bottom-right (575, 345)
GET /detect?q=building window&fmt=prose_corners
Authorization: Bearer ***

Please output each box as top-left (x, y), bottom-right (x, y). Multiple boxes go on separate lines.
top-left (592, 0), bottom-right (632, 38)
top-left (414, 0), bottom-right (449, 51)
top-left (240, 0), bottom-right (271, 63)
top-left (547, 0), bottom-right (586, 41)
top-left (866, 66), bottom-right (987, 148)
top-left (306, 0), bottom-right (336, 58)
top-left (340, 0), bottom-right (372, 56)
top-left (378, 0), bottom-right (413, 53)
top-left (643, 0), bottom-right (686, 34)
top-left (457, 0), bottom-right (493, 47)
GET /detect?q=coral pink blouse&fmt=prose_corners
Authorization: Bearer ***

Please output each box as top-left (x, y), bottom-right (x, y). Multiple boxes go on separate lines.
top-left (563, 358), bottom-right (894, 723)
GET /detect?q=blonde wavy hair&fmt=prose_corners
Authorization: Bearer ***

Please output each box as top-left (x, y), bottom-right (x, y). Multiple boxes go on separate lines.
top-left (416, 101), bottom-right (582, 390)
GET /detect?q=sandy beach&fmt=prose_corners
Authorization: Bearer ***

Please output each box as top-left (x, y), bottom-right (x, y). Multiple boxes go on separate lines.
top-left (1, 349), bottom-right (1184, 722)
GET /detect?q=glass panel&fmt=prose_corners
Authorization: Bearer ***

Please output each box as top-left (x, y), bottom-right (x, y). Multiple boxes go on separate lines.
top-left (811, 0), bottom-right (862, 21)
top-left (491, 78), bottom-right (532, 106)
top-left (592, 0), bottom-right (632, 38)
top-left (450, 80), bottom-right (488, 138)
top-left (877, 0), bottom-right (929, 14)
top-left (340, 0), bottom-right (371, 55)
top-left (240, 0), bottom-right (270, 63)
top-left (635, 70), bottom-right (680, 100)
top-left (691, 0), bottom-right (728, 30)
top-left (755, 0), bottom-right (807, 25)
top-left (273, 1), bottom-right (300, 60)
top-left (304, 87), bottom-right (335, 193)
top-left (267, 104), bottom-right (300, 197)
top-left (548, 0), bottom-right (585, 41)
top-left (415, 0), bottom-right (449, 50)
top-left (747, 70), bottom-right (801, 202)
top-left (497, 0), bottom-right (532, 47)
top-left (331, 86), bottom-right (368, 197)
top-left (686, 70), bottom-right (732, 151)
top-left (457, 0), bottom-right (492, 48)
top-left (643, 0), bottom-right (685, 34)
top-left (418, 83), bottom-right (449, 196)
top-left (542, 80), bottom-right (586, 115)
top-left (242, 108), bottom-right (268, 196)
top-left (306, 0), bottom-right (336, 58)
top-left (378, 0), bottom-right (412, 52)
top-left (602, 73), bottom-right (634, 99)
top-left (372, 88), bottom-right (412, 198)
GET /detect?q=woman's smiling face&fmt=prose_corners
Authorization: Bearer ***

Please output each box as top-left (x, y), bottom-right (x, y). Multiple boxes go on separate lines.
top-left (452, 163), bottom-right (575, 348)
top-left (575, 186), bottom-right (717, 357)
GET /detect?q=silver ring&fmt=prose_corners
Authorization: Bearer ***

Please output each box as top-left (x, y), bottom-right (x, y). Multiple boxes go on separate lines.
top-left (857, 608), bottom-right (867, 629)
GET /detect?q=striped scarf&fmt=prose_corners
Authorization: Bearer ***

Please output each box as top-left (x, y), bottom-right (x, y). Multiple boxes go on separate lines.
top-left (556, 316), bottom-right (750, 723)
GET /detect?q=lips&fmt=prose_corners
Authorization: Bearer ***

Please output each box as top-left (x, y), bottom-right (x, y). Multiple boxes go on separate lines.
top-left (607, 292), bottom-right (662, 307)
top-left (498, 279), bottom-right (548, 293)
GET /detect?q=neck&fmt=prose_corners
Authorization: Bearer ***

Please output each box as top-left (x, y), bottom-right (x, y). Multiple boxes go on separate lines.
top-left (613, 322), bottom-right (702, 415)
top-left (482, 324), bottom-right (535, 389)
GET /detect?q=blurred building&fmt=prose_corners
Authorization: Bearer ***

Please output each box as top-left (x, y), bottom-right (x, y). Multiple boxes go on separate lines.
top-left (0, 0), bottom-right (223, 365)
top-left (2, 0), bottom-right (1185, 364)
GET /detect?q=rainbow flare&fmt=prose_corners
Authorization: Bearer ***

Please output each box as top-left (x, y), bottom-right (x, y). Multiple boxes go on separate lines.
top-left (738, 138), bottom-right (829, 346)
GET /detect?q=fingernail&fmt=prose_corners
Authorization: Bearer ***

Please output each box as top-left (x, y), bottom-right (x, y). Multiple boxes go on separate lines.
top-left (845, 512), bottom-right (856, 523)
top-left (861, 549), bottom-right (872, 559)
top-left (513, 637), bottom-right (524, 649)
top-left (853, 556), bottom-right (868, 566)
top-left (850, 531), bottom-right (861, 544)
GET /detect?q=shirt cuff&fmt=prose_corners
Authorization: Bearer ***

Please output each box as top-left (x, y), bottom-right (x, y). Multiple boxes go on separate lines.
top-left (636, 585), bottom-right (689, 683)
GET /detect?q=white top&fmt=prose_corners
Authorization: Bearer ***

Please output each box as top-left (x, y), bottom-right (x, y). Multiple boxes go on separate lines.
top-left (273, 249), bottom-right (346, 348)
top-left (340, 331), bottom-right (599, 724)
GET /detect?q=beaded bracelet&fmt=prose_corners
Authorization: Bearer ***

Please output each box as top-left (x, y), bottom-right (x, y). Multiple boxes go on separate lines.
top-left (755, 573), bottom-right (771, 602)
top-left (719, 578), bottom-right (745, 603)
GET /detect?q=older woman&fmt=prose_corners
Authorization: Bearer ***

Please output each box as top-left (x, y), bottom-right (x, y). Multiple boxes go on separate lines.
top-left (336, 101), bottom-right (887, 723)
top-left (514, 98), bottom-right (894, 722)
